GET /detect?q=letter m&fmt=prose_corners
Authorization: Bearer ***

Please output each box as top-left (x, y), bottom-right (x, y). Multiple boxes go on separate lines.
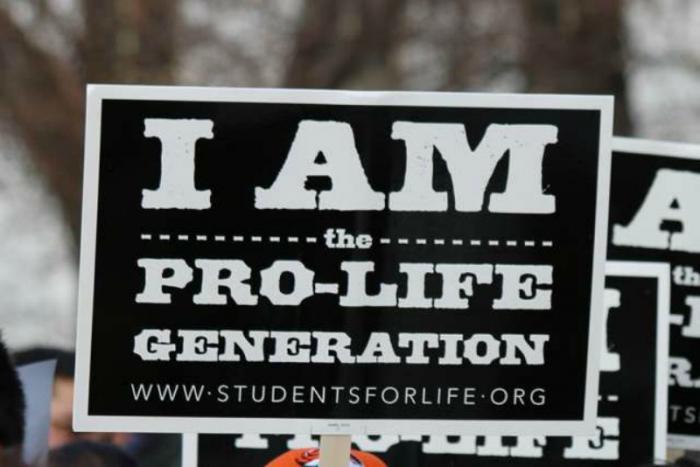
top-left (390, 123), bottom-right (558, 213)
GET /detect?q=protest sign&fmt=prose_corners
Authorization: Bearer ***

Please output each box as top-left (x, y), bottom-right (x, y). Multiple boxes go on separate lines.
top-left (74, 86), bottom-right (612, 435)
top-left (609, 137), bottom-right (700, 448)
top-left (184, 261), bottom-right (670, 466)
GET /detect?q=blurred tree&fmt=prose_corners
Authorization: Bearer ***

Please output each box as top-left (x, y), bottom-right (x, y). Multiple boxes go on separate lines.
top-left (283, 0), bottom-right (520, 92)
top-left (0, 0), bottom-right (178, 248)
top-left (0, 0), bottom-right (633, 256)
top-left (520, 0), bottom-right (632, 134)
top-left (285, 0), bottom-right (408, 88)
top-left (0, 7), bottom-right (83, 247)
top-left (83, 0), bottom-right (177, 83)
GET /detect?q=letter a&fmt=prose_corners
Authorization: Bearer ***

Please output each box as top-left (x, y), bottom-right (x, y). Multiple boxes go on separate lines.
top-left (613, 169), bottom-right (700, 253)
top-left (255, 121), bottom-right (385, 210)
top-left (142, 118), bottom-right (214, 209)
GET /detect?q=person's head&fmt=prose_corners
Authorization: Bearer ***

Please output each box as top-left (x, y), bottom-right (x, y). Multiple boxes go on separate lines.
top-left (14, 347), bottom-right (75, 448)
top-left (48, 441), bottom-right (137, 467)
top-left (13, 347), bottom-right (133, 450)
top-left (0, 335), bottom-right (26, 466)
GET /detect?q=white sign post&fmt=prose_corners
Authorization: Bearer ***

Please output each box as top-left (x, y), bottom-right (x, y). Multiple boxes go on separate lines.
top-left (320, 435), bottom-right (353, 467)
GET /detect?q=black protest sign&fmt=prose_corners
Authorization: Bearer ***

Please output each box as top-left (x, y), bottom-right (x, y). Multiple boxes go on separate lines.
top-left (186, 262), bottom-right (670, 466)
top-left (74, 86), bottom-right (612, 435)
top-left (608, 137), bottom-right (700, 448)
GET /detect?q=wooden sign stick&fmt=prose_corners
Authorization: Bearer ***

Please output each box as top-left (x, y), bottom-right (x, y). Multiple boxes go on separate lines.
top-left (319, 435), bottom-right (352, 467)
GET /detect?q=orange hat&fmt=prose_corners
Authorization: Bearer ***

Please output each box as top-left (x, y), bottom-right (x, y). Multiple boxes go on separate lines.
top-left (266, 448), bottom-right (387, 467)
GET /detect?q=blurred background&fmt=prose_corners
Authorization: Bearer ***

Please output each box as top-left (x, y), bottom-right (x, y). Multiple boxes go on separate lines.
top-left (0, 0), bottom-right (697, 350)
top-left (0, 0), bottom-right (698, 465)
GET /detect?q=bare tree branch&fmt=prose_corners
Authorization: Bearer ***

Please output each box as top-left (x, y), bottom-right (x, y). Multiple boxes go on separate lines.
top-left (0, 1), bottom-right (179, 250)
top-left (83, 0), bottom-right (178, 83)
top-left (0, 6), bottom-right (84, 244)
top-left (82, 0), bottom-right (119, 82)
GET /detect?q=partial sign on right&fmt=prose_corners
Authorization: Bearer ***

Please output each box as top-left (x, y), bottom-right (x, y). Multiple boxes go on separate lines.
top-left (609, 137), bottom-right (700, 449)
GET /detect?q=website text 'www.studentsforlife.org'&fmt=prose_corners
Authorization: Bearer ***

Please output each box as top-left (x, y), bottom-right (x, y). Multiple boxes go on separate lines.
top-left (129, 383), bottom-right (547, 408)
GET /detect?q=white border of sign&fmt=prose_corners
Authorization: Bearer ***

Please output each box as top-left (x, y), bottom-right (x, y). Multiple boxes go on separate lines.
top-left (74, 85), bottom-right (613, 436)
top-left (606, 261), bottom-right (670, 462)
top-left (181, 260), bottom-right (670, 467)
top-left (612, 136), bottom-right (700, 450)
top-left (181, 434), bottom-right (197, 467)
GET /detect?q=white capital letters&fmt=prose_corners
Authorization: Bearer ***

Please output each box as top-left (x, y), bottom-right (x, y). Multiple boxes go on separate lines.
top-left (136, 258), bottom-right (193, 304)
top-left (390, 123), bottom-right (557, 213)
top-left (259, 260), bottom-right (315, 306)
top-left (193, 259), bottom-right (258, 306)
top-left (235, 434), bottom-right (270, 449)
top-left (177, 330), bottom-right (220, 361)
top-left (434, 264), bottom-right (493, 309)
top-left (669, 357), bottom-right (697, 387)
top-left (340, 261), bottom-right (397, 307)
top-left (133, 329), bottom-right (175, 361)
top-left (142, 118), bottom-right (214, 209)
top-left (613, 169), bottom-right (700, 252)
top-left (255, 121), bottom-right (384, 210)
top-left (681, 296), bottom-right (700, 338)
top-left (422, 436), bottom-right (477, 454)
top-left (398, 263), bottom-right (434, 308)
top-left (564, 417), bottom-right (619, 460)
top-left (493, 264), bottom-right (552, 310)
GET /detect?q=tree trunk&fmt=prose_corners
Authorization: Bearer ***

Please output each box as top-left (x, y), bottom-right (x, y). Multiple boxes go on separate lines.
top-left (285, 0), bottom-right (407, 89)
top-left (520, 0), bottom-right (632, 135)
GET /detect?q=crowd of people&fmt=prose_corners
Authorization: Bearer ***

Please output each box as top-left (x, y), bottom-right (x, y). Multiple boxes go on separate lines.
top-left (0, 336), bottom-right (179, 467)
top-left (4, 332), bottom-right (700, 467)
top-left (1, 334), bottom-right (386, 467)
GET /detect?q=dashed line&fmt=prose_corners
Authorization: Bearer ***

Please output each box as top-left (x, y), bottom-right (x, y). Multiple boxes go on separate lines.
top-left (607, 395), bottom-right (619, 402)
top-left (315, 283), bottom-right (339, 294)
top-left (139, 233), bottom-right (554, 248)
